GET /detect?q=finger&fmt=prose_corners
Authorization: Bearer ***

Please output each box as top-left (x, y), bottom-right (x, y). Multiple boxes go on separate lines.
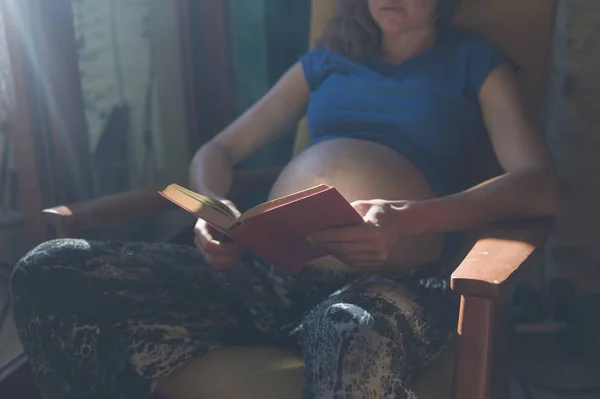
top-left (206, 226), bottom-right (233, 242)
top-left (194, 223), bottom-right (214, 243)
top-left (350, 201), bottom-right (372, 216)
top-left (195, 237), bottom-right (242, 256)
top-left (196, 227), bottom-right (234, 248)
top-left (205, 241), bottom-right (242, 256)
top-left (194, 235), bottom-right (210, 251)
top-left (195, 219), bottom-right (224, 236)
top-left (204, 224), bottom-right (219, 236)
top-left (364, 204), bottom-right (385, 224)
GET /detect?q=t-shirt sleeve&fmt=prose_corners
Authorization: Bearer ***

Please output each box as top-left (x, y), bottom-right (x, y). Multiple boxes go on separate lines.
top-left (299, 48), bottom-right (331, 91)
top-left (466, 38), bottom-right (519, 98)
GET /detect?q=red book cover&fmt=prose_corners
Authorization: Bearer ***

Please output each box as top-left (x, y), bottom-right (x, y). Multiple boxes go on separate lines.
top-left (159, 184), bottom-right (363, 273)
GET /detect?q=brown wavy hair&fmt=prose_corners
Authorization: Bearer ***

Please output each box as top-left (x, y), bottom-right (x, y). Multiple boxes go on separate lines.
top-left (317, 0), bottom-right (461, 58)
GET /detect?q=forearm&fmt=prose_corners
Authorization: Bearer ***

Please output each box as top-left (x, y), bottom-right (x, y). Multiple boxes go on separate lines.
top-left (189, 141), bottom-right (234, 200)
top-left (409, 166), bottom-right (560, 233)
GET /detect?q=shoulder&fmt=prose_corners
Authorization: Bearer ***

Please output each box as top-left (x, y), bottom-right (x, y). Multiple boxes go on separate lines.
top-left (299, 46), bottom-right (357, 91)
top-left (299, 46), bottom-right (358, 70)
top-left (299, 47), bottom-right (332, 73)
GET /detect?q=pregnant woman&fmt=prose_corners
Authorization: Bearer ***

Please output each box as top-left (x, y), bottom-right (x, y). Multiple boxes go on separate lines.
top-left (11, 0), bottom-right (559, 398)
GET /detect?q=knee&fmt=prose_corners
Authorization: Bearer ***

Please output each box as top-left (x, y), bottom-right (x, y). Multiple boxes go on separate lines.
top-left (10, 239), bottom-right (91, 302)
top-left (300, 301), bottom-right (395, 393)
top-left (302, 301), bottom-right (377, 347)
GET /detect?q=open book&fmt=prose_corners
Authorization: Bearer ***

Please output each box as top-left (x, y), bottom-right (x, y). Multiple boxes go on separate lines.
top-left (159, 184), bottom-right (363, 273)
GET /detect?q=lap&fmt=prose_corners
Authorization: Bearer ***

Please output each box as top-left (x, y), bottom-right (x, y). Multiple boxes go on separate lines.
top-left (13, 240), bottom-right (456, 352)
top-left (11, 240), bottom-right (353, 374)
top-left (11, 239), bottom-right (456, 398)
top-left (11, 239), bottom-right (307, 382)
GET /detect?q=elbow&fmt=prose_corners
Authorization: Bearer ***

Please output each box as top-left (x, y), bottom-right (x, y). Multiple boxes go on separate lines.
top-left (188, 141), bottom-right (215, 186)
top-left (190, 140), bottom-right (233, 167)
top-left (510, 164), bottom-right (561, 218)
top-left (535, 165), bottom-right (561, 217)
top-left (543, 187), bottom-right (561, 217)
top-left (188, 144), bottom-right (208, 182)
top-left (546, 178), bottom-right (561, 216)
top-left (188, 141), bottom-right (235, 181)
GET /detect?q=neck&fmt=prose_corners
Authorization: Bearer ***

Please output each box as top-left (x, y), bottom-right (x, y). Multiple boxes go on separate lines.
top-left (380, 25), bottom-right (437, 65)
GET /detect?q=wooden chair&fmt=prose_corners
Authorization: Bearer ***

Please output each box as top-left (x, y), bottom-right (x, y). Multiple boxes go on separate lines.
top-left (41, 0), bottom-right (556, 397)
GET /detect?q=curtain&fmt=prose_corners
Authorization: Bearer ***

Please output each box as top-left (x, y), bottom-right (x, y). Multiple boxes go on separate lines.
top-left (71, 0), bottom-right (191, 192)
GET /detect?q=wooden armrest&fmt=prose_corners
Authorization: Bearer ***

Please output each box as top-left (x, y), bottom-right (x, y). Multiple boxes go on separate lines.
top-left (43, 167), bottom-right (282, 235)
top-left (450, 218), bottom-right (553, 299)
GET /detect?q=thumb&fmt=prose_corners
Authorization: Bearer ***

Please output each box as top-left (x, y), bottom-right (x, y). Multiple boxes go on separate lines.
top-left (363, 204), bottom-right (382, 225)
top-left (351, 200), bottom-right (372, 217)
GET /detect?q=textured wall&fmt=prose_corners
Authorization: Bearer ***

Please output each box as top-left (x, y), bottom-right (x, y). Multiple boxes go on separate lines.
top-left (544, 0), bottom-right (600, 294)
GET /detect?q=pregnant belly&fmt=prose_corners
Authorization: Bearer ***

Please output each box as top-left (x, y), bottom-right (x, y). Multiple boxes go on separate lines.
top-left (269, 138), bottom-right (444, 272)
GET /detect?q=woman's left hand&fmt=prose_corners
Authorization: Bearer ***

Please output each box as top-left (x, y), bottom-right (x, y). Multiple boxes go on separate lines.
top-left (307, 200), bottom-right (427, 268)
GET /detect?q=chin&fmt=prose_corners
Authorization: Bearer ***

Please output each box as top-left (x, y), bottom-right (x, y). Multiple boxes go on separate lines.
top-left (381, 23), bottom-right (411, 35)
top-left (383, 19), bottom-right (430, 36)
top-left (381, 25), bottom-right (406, 35)
top-left (378, 17), bottom-right (412, 34)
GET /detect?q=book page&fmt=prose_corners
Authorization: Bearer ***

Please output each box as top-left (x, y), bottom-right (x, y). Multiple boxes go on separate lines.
top-left (160, 184), bottom-right (238, 229)
top-left (171, 185), bottom-right (238, 219)
top-left (239, 184), bottom-right (331, 221)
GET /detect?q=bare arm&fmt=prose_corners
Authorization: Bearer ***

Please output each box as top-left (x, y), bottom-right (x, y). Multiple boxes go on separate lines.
top-left (189, 62), bottom-right (309, 199)
top-left (410, 64), bottom-right (560, 232)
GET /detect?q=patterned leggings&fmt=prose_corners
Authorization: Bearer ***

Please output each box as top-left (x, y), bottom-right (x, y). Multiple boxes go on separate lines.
top-left (10, 239), bottom-right (458, 399)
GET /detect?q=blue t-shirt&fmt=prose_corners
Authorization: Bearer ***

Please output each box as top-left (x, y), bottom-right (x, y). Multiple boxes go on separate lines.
top-left (300, 26), bottom-right (516, 196)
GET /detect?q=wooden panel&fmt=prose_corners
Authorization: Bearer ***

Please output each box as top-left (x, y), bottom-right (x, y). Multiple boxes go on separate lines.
top-left (182, 0), bottom-right (234, 151)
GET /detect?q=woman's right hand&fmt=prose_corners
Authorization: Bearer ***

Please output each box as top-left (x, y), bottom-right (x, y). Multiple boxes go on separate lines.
top-left (194, 201), bottom-right (243, 270)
